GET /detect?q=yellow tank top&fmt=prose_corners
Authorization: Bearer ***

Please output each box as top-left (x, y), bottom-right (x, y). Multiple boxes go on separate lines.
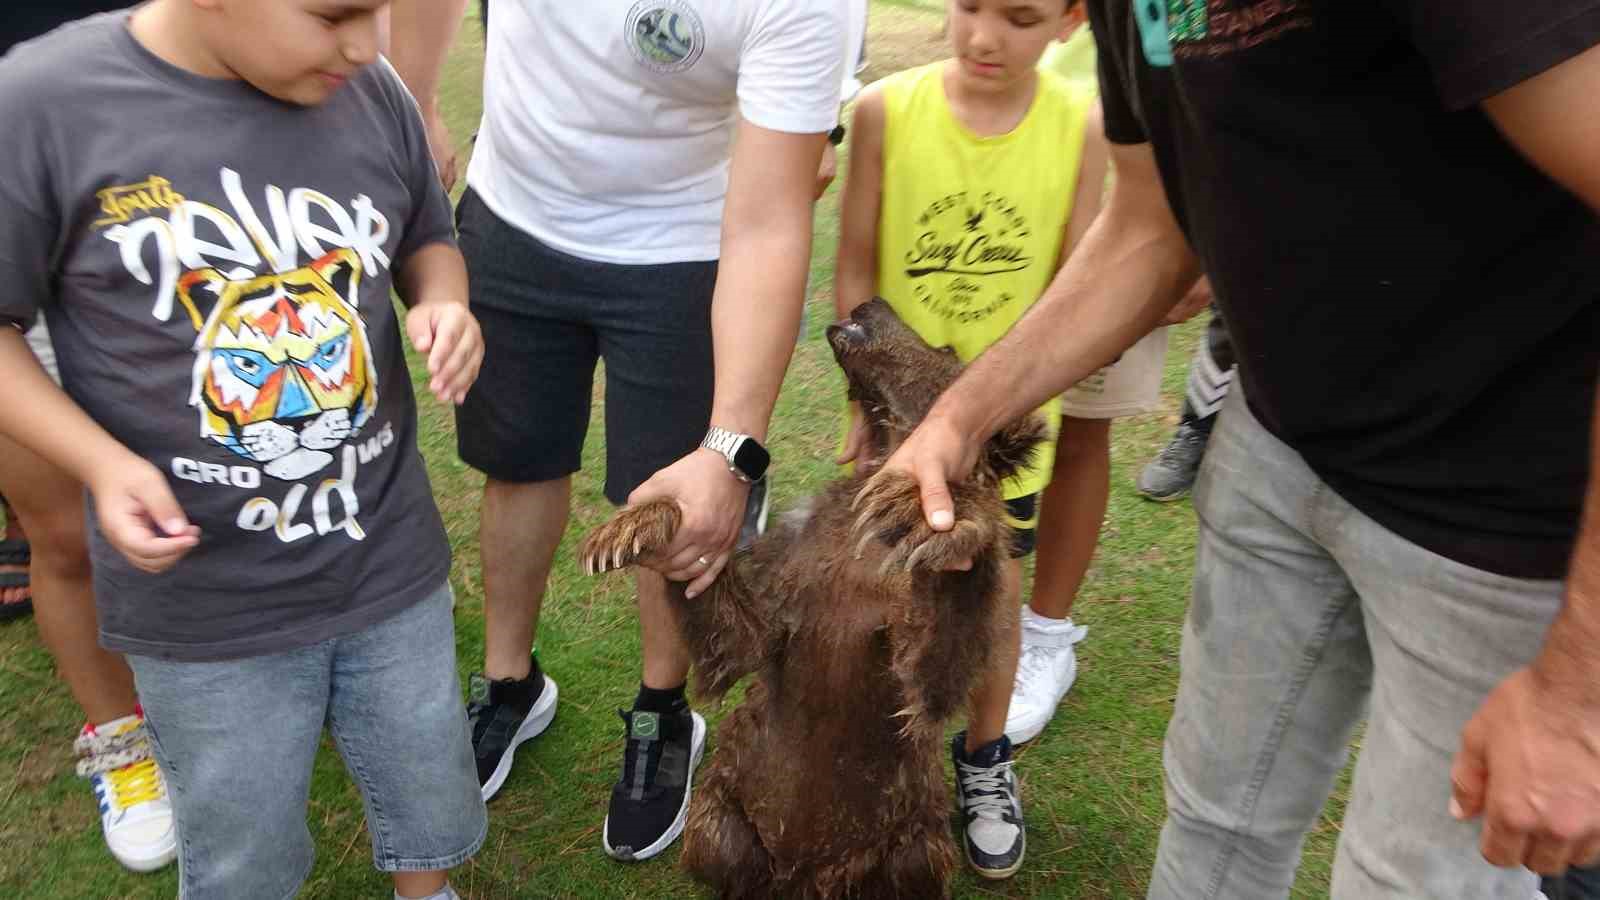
top-left (875, 62), bottom-right (1094, 499)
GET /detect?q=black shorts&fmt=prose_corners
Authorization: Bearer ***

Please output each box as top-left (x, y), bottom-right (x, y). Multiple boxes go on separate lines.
top-left (454, 189), bottom-right (719, 505)
top-left (1005, 493), bottom-right (1039, 559)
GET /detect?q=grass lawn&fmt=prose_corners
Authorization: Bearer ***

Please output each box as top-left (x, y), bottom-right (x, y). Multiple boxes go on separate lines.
top-left (0, 3), bottom-right (1353, 897)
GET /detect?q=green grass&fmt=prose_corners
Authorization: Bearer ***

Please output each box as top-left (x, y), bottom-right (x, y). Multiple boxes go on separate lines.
top-left (0, 4), bottom-right (1352, 897)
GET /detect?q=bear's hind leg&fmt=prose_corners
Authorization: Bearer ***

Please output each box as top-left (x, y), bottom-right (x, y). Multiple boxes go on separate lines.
top-left (682, 758), bottom-right (773, 899)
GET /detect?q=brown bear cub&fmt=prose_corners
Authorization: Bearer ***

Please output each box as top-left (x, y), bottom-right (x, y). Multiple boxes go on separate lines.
top-left (581, 299), bottom-right (1047, 899)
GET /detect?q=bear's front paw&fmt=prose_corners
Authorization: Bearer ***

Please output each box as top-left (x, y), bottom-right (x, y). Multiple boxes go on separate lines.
top-left (849, 472), bottom-right (999, 576)
top-left (580, 499), bottom-right (682, 575)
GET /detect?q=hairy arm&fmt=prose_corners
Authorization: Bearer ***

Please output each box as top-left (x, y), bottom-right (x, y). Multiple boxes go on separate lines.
top-left (1447, 41), bottom-right (1600, 875)
top-left (386, 0), bottom-right (473, 187)
top-left (884, 139), bottom-right (1199, 525)
top-left (628, 119), bottom-right (828, 596)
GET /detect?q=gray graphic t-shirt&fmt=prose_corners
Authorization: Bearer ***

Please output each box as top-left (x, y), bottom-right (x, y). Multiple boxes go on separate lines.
top-left (0, 14), bottom-right (454, 660)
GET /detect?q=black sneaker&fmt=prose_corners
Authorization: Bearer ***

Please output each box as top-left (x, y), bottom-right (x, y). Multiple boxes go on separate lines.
top-left (1136, 421), bottom-right (1211, 502)
top-left (602, 707), bottom-right (706, 862)
top-left (466, 661), bottom-right (558, 802)
top-left (952, 731), bottom-right (1025, 880)
top-left (737, 476), bottom-right (770, 552)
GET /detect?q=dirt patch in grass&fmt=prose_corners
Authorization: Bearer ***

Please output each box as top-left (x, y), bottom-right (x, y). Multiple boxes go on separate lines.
top-left (861, 4), bottom-right (948, 86)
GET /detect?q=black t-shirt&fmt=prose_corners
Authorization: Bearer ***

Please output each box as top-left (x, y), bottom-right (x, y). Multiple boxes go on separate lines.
top-left (1089, 0), bottom-right (1600, 578)
top-left (2, 3), bottom-right (133, 54)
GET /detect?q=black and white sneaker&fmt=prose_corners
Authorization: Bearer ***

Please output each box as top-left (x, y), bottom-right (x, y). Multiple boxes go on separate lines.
top-left (466, 660), bottom-right (558, 802)
top-left (952, 731), bottom-right (1025, 880)
top-left (602, 707), bottom-right (706, 862)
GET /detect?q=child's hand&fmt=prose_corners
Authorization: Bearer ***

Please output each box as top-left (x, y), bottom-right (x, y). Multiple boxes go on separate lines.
top-left (90, 455), bottom-right (200, 573)
top-left (405, 301), bottom-right (483, 405)
top-left (836, 401), bottom-right (874, 471)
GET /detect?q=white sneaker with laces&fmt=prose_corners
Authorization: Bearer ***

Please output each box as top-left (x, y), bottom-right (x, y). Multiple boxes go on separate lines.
top-left (76, 712), bottom-right (177, 873)
top-left (1004, 606), bottom-right (1089, 744)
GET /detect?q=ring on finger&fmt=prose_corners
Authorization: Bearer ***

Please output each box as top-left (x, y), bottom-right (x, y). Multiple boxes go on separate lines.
top-left (696, 555), bottom-right (710, 567)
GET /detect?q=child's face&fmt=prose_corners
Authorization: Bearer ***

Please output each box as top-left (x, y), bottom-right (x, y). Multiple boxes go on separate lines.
top-left (198, 0), bottom-right (388, 106)
top-left (947, 0), bottom-right (1080, 90)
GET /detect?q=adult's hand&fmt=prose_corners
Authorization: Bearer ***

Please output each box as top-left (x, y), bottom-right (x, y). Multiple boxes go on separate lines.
top-left (875, 414), bottom-right (982, 533)
top-left (627, 448), bottom-right (751, 599)
top-left (1451, 660), bottom-right (1600, 874)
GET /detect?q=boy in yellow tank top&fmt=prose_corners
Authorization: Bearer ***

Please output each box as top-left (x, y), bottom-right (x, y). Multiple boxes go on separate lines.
top-left (835, 0), bottom-right (1159, 881)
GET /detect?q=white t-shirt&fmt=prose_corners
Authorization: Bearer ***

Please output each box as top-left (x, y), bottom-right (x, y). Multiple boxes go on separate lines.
top-left (468, 0), bottom-right (846, 265)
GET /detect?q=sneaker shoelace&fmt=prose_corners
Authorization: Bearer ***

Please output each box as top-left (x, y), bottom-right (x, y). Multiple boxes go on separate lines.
top-left (618, 710), bottom-right (667, 801)
top-left (957, 758), bottom-right (1016, 821)
top-left (1015, 622), bottom-right (1088, 683)
top-left (76, 718), bottom-right (166, 812)
top-left (103, 757), bottom-right (166, 810)
top-left (1015, 643), bottom-right (1061, 682)
top-left (1155, 426), bottom-right (1207, 467)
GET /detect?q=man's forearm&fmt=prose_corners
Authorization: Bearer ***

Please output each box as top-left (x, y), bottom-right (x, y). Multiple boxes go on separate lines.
top-left (706, 222), bottom-right (812, 442)
top-left (388, 0), bottom-right (471, 106)
top-left (1533, 380), bottom-right (1600, 692)
top-left (930, 185), bottom-right (1199, 443)
top-left (0, 328), bottom-right (136, 486)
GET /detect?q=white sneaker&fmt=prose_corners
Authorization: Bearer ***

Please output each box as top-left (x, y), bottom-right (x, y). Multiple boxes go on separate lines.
top-left (75, 712), bottom-right (177, 873)
top-left (1004, 607), bottom-right (1089, 744)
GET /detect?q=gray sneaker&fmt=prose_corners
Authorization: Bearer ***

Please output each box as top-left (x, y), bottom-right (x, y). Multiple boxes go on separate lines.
top-left (1137, 422), bottom-right (1210, 501)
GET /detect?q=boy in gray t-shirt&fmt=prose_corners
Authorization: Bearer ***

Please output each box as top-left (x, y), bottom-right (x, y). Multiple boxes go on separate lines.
top-left (0, 1), bottom-right (485, 897)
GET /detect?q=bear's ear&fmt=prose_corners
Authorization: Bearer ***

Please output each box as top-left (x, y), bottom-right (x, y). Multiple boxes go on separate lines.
top-left (310, 248), bottom-right (364, 307)
top-left (982, 412), bottom-right (1049, 483)
top-left (174, 268), bottom-right (229, 333)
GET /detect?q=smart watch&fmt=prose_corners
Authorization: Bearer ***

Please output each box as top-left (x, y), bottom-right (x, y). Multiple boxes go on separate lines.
top-left (828, 124), bottom-right (847, 146)
top-left (700, 427), bottom-right (770, 483)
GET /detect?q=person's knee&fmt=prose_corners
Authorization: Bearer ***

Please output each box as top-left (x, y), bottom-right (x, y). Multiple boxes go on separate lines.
top-left (17, 505), bottom-right (90, 581)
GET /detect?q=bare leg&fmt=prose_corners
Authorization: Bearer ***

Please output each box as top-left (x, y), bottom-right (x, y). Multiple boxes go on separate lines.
top-left (480, 476), bottom-right (570, 681)
top-left (392, 870), bottom-right (447, 898)
top-left (0, 433), bottom-right (137, 724)
top-left (637, 569), bottom-right (692, 690)
top-left (966, 559), bottom-right (1023, 751)
top-left (1029, 417), bottom-right (1111, 620)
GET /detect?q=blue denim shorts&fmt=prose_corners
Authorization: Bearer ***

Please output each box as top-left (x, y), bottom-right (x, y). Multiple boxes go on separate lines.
top-left (128, 583), bottom-right (486, 900)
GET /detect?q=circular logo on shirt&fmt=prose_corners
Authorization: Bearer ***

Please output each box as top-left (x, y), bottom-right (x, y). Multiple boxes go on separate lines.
top-left (625, 0), bottom-right (706, 73)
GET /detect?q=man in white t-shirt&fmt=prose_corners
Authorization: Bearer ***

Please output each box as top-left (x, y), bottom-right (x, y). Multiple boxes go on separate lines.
top-left (392, 0), bottom-right (845, 863)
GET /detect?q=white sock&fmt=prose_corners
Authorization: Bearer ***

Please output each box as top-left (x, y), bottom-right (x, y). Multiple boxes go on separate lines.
top-left (1022, 604), bottom-right (1072, 628)
top-left (93, 712), bottom-right (142, 734)
top-left (395, 885), bottom-right (458, 900)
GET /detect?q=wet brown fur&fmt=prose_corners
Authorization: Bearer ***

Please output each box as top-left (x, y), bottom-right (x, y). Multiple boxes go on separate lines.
top-left (581, 299), bottom-right (1047, 899)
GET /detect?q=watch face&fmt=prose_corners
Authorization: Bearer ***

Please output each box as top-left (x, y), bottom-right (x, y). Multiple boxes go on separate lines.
top-left (732, 439), bottom-right (771, 481)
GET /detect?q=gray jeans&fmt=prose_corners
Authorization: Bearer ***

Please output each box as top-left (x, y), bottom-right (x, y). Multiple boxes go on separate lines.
top-left (1149, 389), bottom-right (1563, 900)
